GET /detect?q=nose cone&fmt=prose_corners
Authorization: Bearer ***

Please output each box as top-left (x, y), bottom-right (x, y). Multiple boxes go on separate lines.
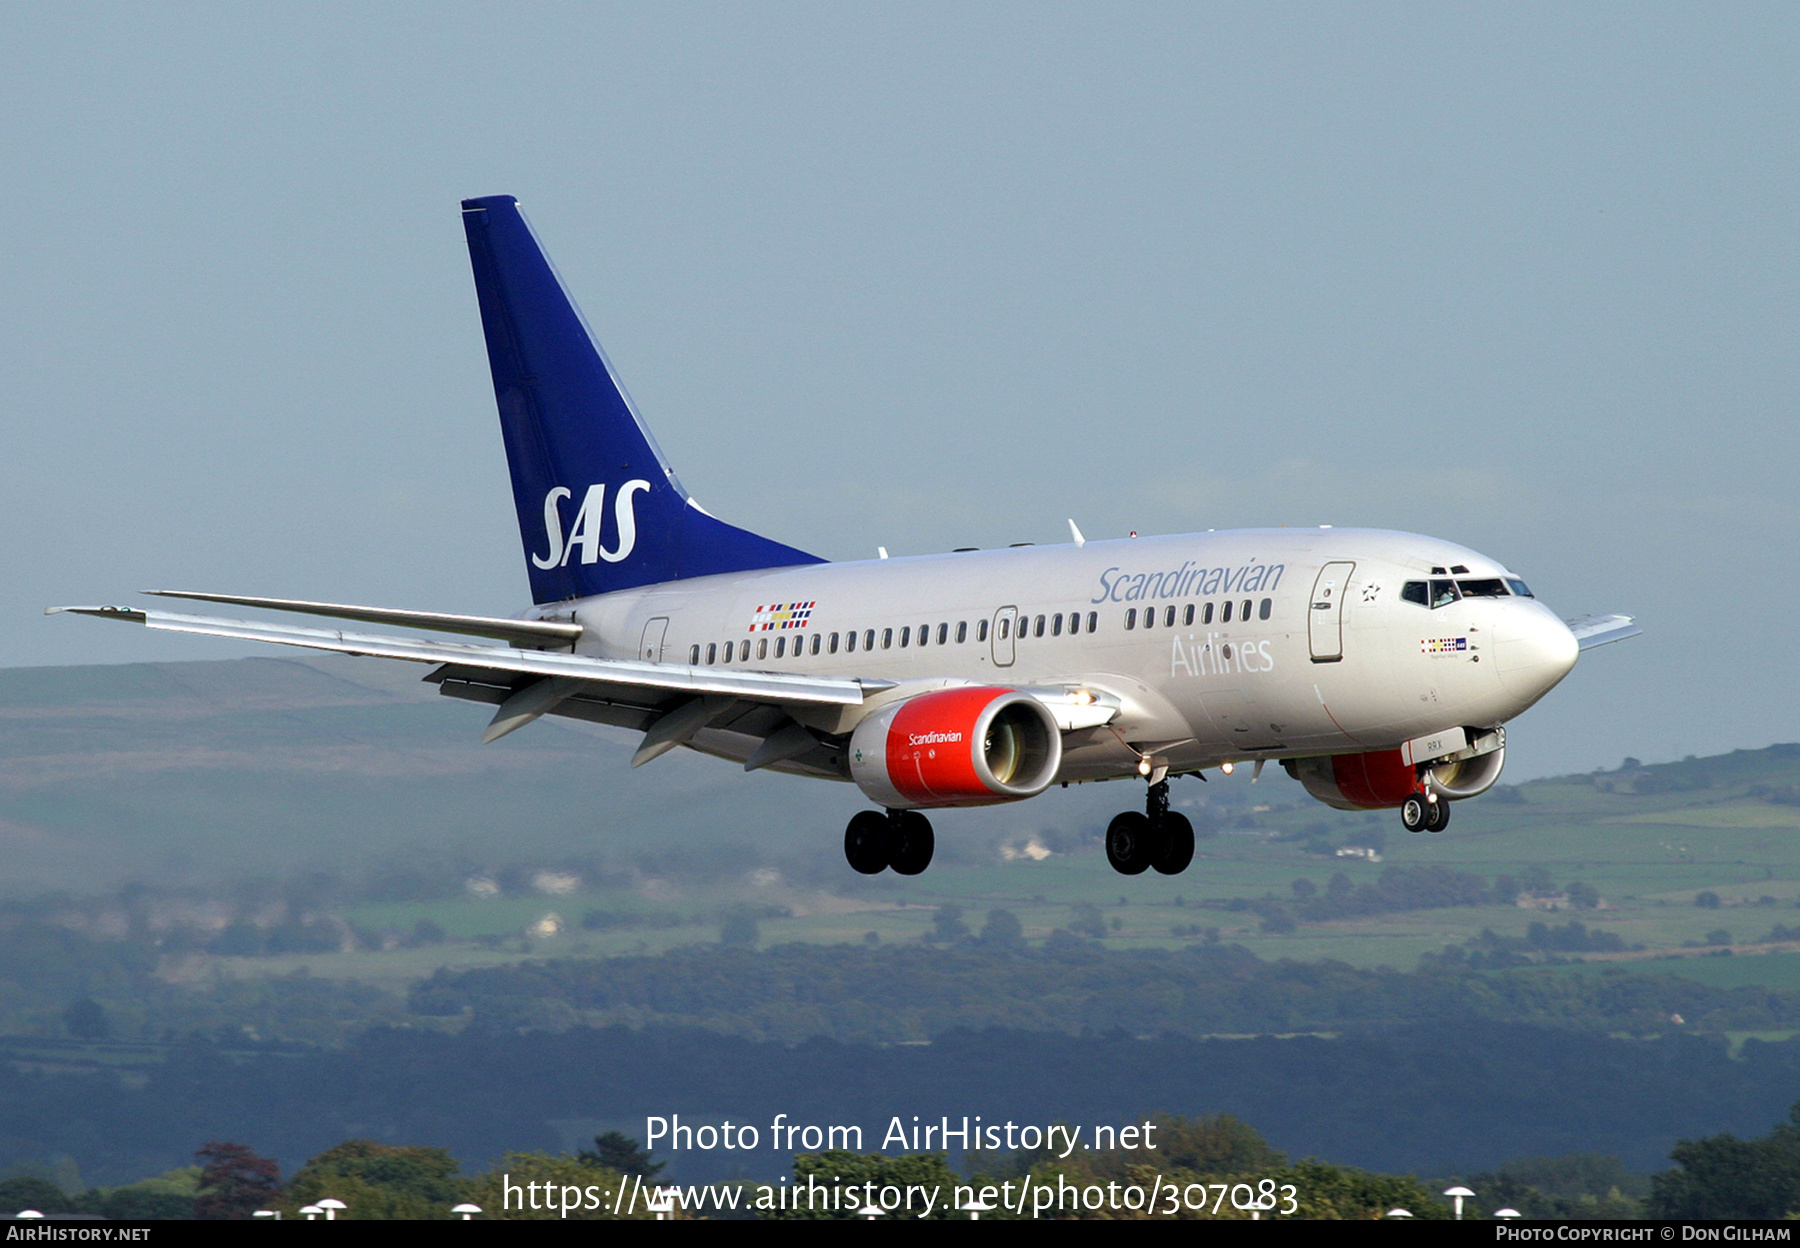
top-left (1493, 604), bottom-right (1579, 710)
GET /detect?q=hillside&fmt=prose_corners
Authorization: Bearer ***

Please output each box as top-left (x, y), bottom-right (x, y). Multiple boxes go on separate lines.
top-left (7, 657), bottom-right (1800, 985)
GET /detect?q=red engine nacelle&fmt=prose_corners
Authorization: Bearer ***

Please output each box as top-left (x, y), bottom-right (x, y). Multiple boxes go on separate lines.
top-left (848, 686), bottom-right (1062, 809)
top-left (1284, 744), bottom-right (1506, 810)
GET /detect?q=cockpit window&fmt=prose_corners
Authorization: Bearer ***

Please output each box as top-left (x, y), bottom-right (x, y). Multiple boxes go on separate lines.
top-left (1457, 579), bottom-right (1509, 598)
top-left (1401, 581), bottom-right (1429, 607)
top-left (1430, 580), bottom-right (1461, 609)
top-left (1506, 578), bottom-right (1534, 598)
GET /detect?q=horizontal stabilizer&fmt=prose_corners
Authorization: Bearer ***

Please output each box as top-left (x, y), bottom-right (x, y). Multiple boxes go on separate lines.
top-left (49, 606), bottom-right (880, 707)
top-left (143, 591), bottom-right (580, 646)
top-left (1564, 613), bottom-right (1642, 651)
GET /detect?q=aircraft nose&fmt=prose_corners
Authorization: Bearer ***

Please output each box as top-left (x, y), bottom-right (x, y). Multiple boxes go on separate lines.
top-left (1493, 604), bottom-right (1579, 706)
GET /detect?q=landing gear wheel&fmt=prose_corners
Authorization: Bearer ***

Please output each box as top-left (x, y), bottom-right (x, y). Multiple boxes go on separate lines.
top-left (1401, 795), bottom-right (1428, 832)
top-left (1152, 812), bottom-right (1195, 875)
top-left (889, 811), bottom-right (935, 875)
top-left (1424, 797), bottom-right (1451, 833)
top-left (1106, 811), bottom-right (1155, 875)
top-left (844, 810), bottom-right (891, 874)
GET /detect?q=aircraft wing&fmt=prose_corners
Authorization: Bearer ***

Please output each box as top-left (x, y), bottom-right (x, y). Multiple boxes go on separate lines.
top-left (139, 590), bottom-right (582, 646)
top-left (47, 605), bottom-right (880, 708)
top-left (1564, 613), bottom-right (1642, 651)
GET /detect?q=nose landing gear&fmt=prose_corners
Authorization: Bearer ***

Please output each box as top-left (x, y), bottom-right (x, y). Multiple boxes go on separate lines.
top-left (1105, 779), bottom-right (1195, 875)
top-left (844, 809), bottom-right (936, 874)
top-left (1400, 791), bottom-right (1451, 833)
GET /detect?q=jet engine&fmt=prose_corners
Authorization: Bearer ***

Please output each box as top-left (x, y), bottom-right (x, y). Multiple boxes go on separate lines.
top-left (1284, 750), bottom-right (1418, 811)
top-left (849, 686), bottom-right (1062, 809)
top-left (1284, 736), bottom-right (1506, 810)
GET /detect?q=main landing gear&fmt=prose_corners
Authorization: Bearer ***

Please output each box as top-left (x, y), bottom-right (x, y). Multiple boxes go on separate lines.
top-left (1104, 780), bottom-right (1195, 876)
top-left (844, 809), bottom-right (936, 875)
top-left (1400, 791), bottom-right (1451, 833)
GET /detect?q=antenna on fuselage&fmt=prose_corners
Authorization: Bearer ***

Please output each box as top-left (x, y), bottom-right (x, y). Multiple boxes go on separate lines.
top-left (1068, 520), bottom-right (1086, 548)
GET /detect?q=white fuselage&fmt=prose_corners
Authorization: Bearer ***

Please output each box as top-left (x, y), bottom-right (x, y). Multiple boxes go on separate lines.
top-left (547, 526), bottom-right (1580, 784)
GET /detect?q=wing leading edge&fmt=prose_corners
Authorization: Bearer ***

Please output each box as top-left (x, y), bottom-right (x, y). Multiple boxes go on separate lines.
top-left (139, 590), bottom-right (581, 646)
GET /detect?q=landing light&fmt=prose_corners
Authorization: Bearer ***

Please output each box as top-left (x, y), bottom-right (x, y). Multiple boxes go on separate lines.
top-left (1220, 761), bottom-right (1235, 775)
top-left (1137, 759), bottom-right (1152, 776)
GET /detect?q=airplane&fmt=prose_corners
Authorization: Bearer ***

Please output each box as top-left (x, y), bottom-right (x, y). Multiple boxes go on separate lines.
top-left (52, 195), bottom-right (1640, 877)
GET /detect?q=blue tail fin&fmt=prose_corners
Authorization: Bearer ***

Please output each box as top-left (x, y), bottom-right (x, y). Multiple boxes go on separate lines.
top-left (461, 196), bottom-right (824, 604)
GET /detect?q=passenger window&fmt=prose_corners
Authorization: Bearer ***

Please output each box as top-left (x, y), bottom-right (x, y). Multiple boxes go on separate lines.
top-left (918, 623), bottom-right (930, 646)
top-left (1143, 608), bottom-right (1154, 630)
top-left (956, 621), bottom-right (967, 643)
top-left (882, 628), bottom-right (893, 649)
top-left (1402, 582), bottom-right (1429, 607)
top-left (1087, 611), bottom-right (1097, 632)
top-left (979, 619), bottom-right (990, 642)
top-left (1259, 598), bottom-right (1271, 621)
top-left (1052, 613), bottom-right (1063, 637)
top-left (721, 641), bottom-right (733, 663)
top-left (1165, 605), bottom-right (1176, 627)
top-left (811, 633), bottom-right (821, 655)
top-left (846, 630), bottom-right (857, 653)
top-left (1125, 608), bottom-right (1137, 629)
top-left (1222, 601), bottom-right (1233, 623)
top-left (864, 629), bottom-right (875, 651)
top-left (1067, 612), bottom-right (1080, 636)
top-left (775, 636), bottom-right (786, 658)
top-left (690, 644), bottom-right (701, 664)
top-left (740, 640), bottom-right (750, 661)
top-left (1430, 580), bottom-right (1460, 609)
top-left (757, 638), bottom-right (767, 660)
top-left (900, 626), bottom-right (910, 647)
top-left (1183, 604), bottom-right (1194, 626)
top-left (937, 623), bottom-right (948, 645)
top-left (829, 632), bottom-right (840, 654)
top-left (1240, 599), bottom-right (1251, 622)
top-left (706, 643), bottom-right (717, 664)
top-left (1203, 602), bottom-right (1214, 625)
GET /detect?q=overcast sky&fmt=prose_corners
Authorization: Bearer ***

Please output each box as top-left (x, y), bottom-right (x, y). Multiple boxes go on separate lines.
top-left (3, 4), bottom-right (1794, 778)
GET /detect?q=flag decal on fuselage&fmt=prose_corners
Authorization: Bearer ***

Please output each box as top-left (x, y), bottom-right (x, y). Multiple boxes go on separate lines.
top-left (750, 601), bottom-right (816, 632)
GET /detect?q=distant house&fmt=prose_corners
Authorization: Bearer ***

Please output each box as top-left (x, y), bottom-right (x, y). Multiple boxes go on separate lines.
top-left (1517, 892), bottom-right (1571, 911)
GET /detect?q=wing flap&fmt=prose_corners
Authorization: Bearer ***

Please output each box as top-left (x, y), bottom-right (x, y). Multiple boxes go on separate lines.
top-left (49, 606), bottom-right (876, 706)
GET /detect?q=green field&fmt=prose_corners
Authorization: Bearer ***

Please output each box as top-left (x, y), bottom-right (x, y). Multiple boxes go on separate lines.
top-left (7, 657), bottom-right (1800, 992)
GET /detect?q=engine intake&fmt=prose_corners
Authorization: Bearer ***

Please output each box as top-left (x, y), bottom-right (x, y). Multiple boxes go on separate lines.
top-left (849, 686), bottom-right (1061, 809)
top-left (1426, 746), bottom-right (1506, 799)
